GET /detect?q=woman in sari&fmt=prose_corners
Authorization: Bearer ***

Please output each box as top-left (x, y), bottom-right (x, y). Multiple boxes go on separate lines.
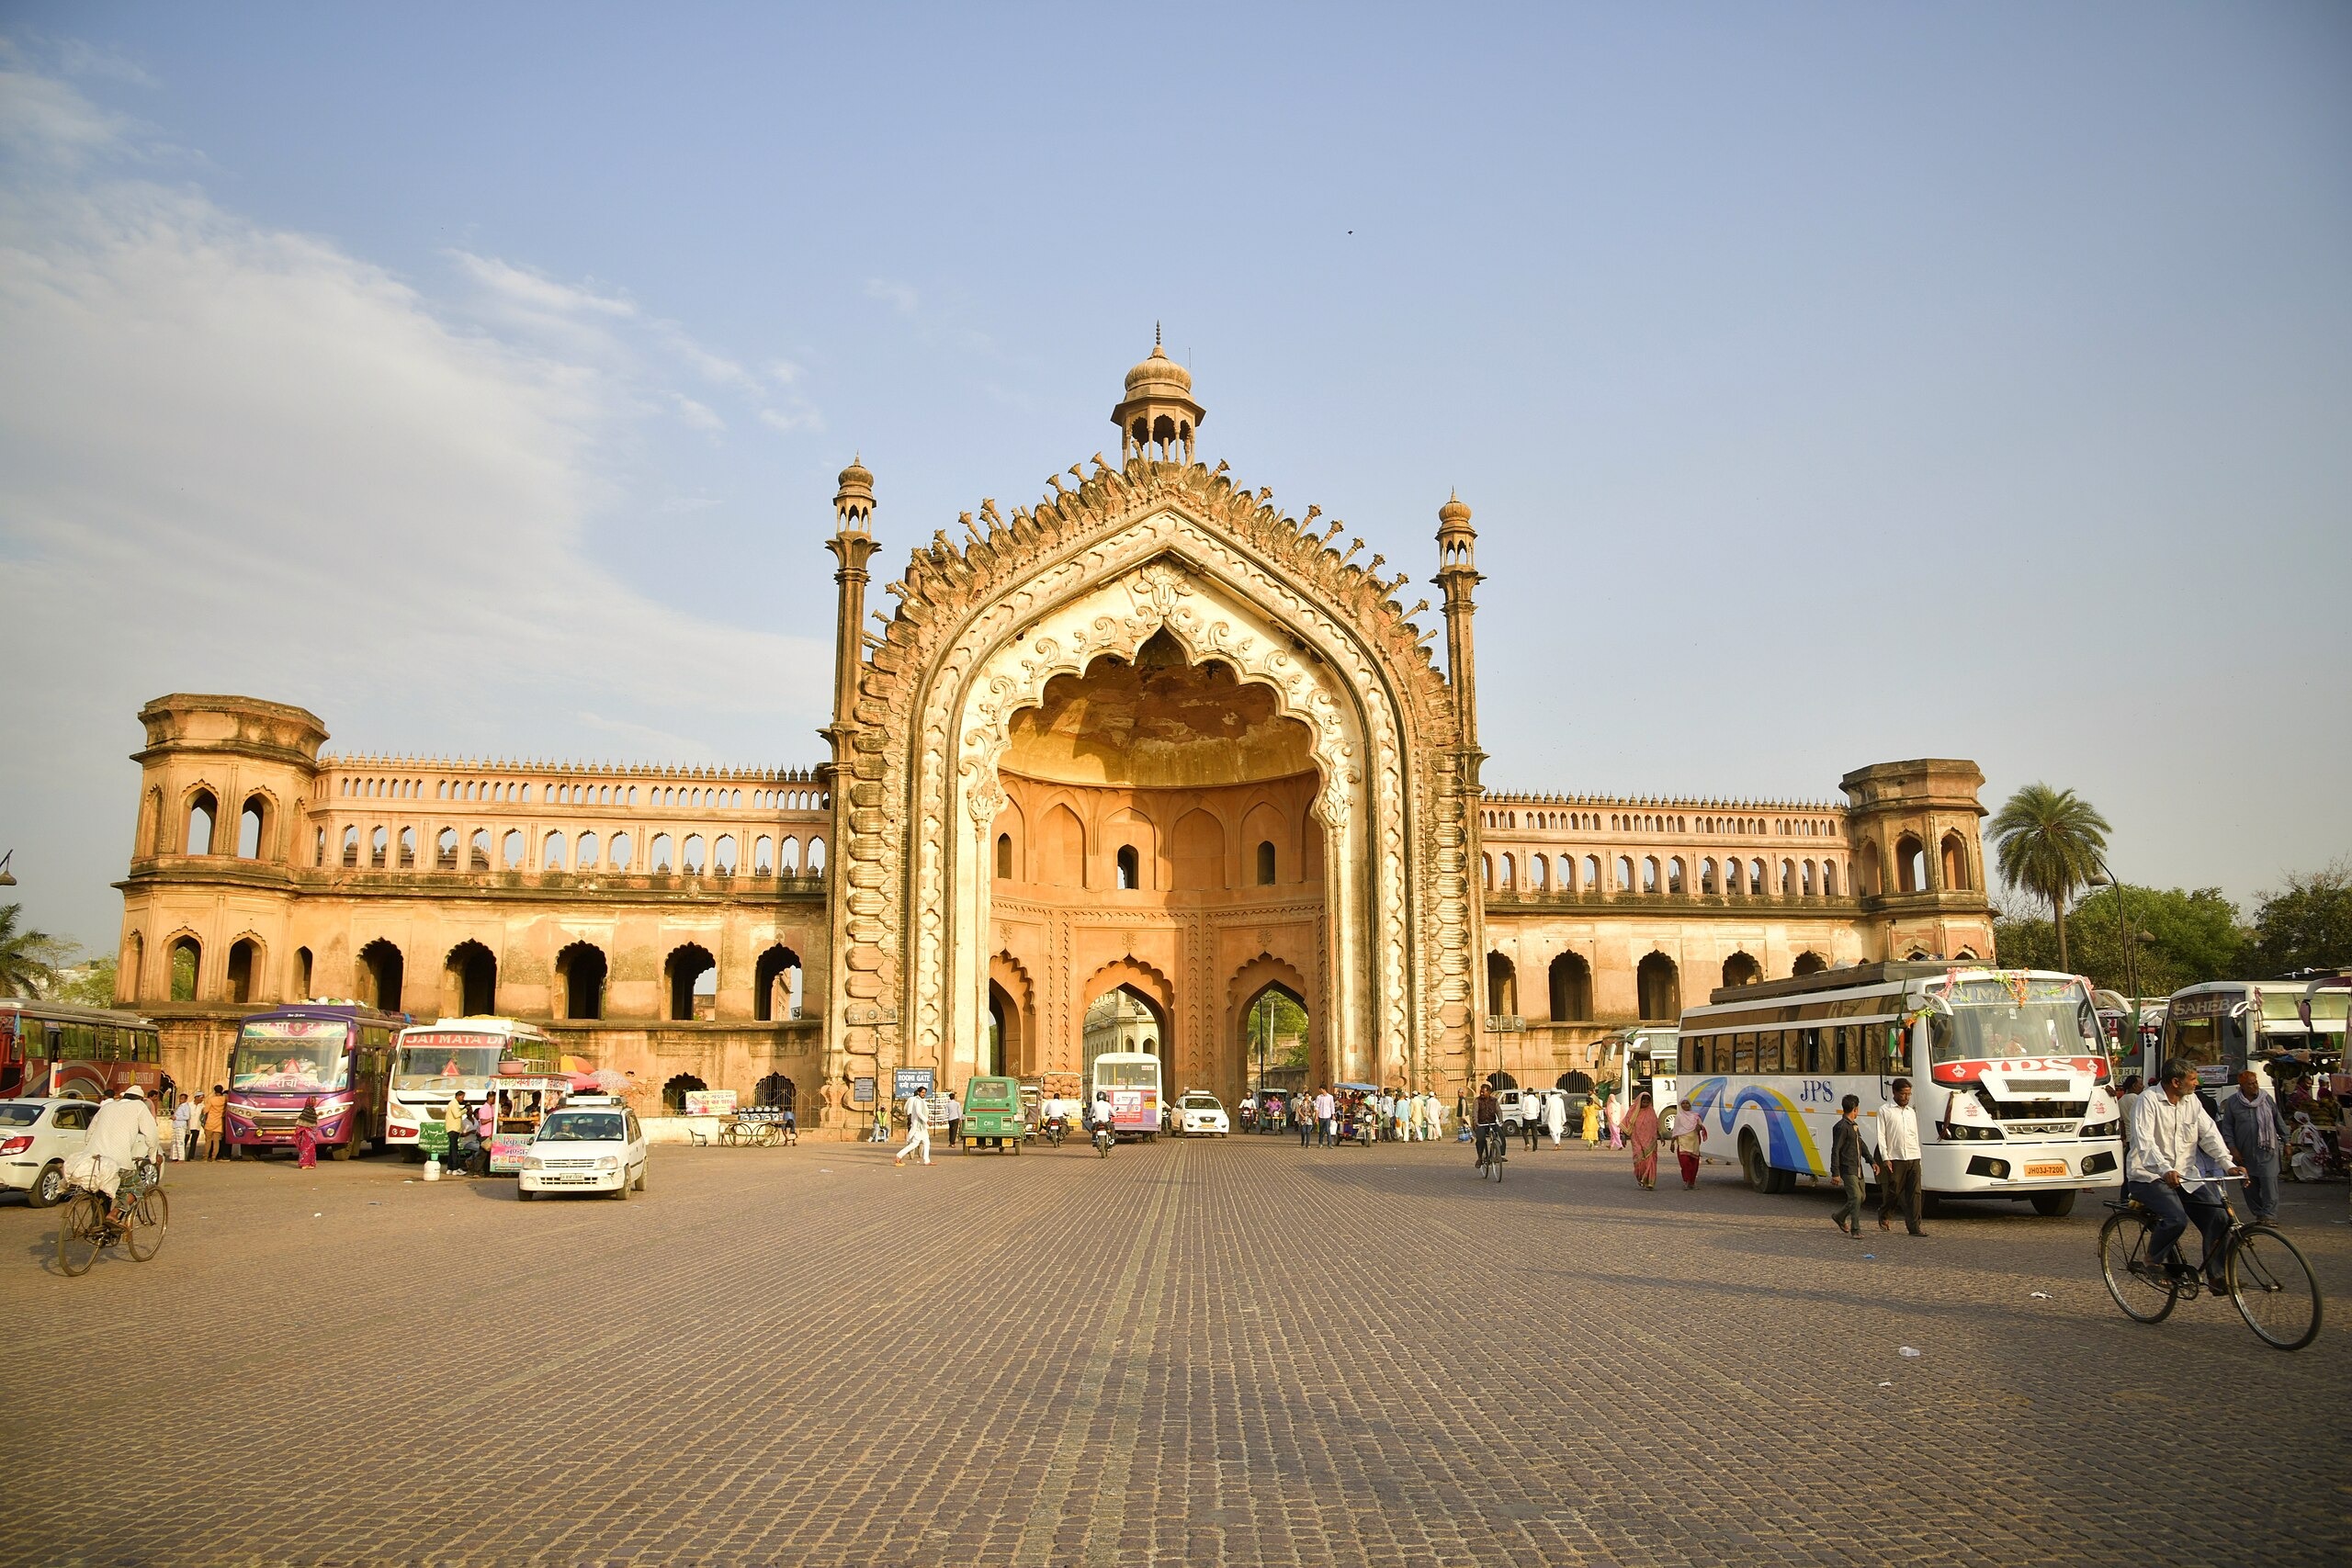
top-left (293, 1096), bottom-right (322, 1168)
top-left (1627, 1091), bottom-right (1660, 1190)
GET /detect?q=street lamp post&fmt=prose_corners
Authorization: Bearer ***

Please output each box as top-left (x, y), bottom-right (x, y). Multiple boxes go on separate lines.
top-left (2087, 860), bottom-right (2143, 1068)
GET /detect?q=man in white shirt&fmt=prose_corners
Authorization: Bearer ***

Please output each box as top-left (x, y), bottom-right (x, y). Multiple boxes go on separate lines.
top-left (893, 1089), bottom-right (933, 1168)
top-left (1313, 1087), bottom-right (1336, 1148)
top-left (2127, 1061), bottom-right (2243, 1290)
top-left (1874, 1077), bottom-right (1926, 1235)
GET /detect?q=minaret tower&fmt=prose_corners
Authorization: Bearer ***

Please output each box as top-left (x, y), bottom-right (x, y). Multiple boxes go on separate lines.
top-left (1109, 326), bottom-right (1206, 463)
top-left (1436, 491), bottom-right (1492, 1077)
top-left (824, 455), bottom-right (878, 734)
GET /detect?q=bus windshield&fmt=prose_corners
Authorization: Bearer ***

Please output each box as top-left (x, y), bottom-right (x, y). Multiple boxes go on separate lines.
top-left (393, 1043), bottom-right (504, 1091)
top-left (1928, 979), bottom-right (2101, 1067)
top-left (1093, 1060), bottom-right (1159, 1088)
top-left (230, 1021), bottom-right (352, 1091)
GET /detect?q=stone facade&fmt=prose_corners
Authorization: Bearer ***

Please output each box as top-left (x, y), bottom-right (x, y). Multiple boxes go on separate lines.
top-left (109, 346), bottom-right (1992, 1123)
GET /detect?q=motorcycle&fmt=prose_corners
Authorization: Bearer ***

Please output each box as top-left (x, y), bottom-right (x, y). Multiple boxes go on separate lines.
top-left (1092, 1122), bottom-right (1115, 1157)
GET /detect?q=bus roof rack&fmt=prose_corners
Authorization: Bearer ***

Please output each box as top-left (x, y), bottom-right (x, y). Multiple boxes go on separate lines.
top-left (1709, 959), bottom-right (2000, 1007)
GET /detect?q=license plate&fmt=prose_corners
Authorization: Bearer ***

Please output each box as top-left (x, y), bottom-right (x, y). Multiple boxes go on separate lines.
top-left (2023, 1160), bottom-right (2069, 1179)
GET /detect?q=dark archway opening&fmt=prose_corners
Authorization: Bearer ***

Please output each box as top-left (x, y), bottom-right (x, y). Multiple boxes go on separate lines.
top-left (446, 942), bottom-right (497, 1016)
top-left (1240, 982), bottom-right (1308, 1093)
top-left (1548, 952), bottom-right (1592, 1021)
top-left (1722, 952), bottom-right (1762, 989)
top-left (753, 1073), bottom-right (796, 1111)
top-left (666, 943), bottom-right (716, 1021)
top-left (1637, 953), bottom-right (1680, 1021)
top-left (556, 942), bottom-right (607, 1021)
top-left (753, 945), bottom-right (801, 1022)
top-left (662, 1074), bottom-right (707, 1112)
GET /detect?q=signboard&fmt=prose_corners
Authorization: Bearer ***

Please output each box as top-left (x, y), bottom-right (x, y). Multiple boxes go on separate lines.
top-left (417, 1122), bottom-right (450, 1156)
top-left (488, 1134), bottom-right (532, 1175)
top-left (852, 1077), bottom-right (876, 1104)
top-left (893, 1067), bottom-right (935, 1101)
top-left (684, 1089), bottom-right (739, 1117)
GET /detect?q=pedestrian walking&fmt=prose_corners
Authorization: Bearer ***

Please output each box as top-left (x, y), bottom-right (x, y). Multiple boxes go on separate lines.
top-left (1544, 1089), bottom-right (1566, 1149)
top-left (1607, 1092), bottom-right (1625, 1150)
top-left (894, 1089), bottom-right (933, 1167)
top-left (1829, 1095), bottom-right (1868, 1235)
top-left (942, 1091), bottom-right (963, 1148)
top-left (1671, 1101), bottom-right (1706, 1188)
top-left (1581, 1096), bottom-right (1600, 1148)
top-left (201, 1083), bottom-right (226, 1160)
top-left (1627, 1091), bottom-right (1660, 1189)
top-left (294, 1096), bottom-right (322, 1169)
top-left (170, 1093), bottom-right (196, 1162)
top-left (2216, 1069), bottom-right (2288, 1222)
top-left (1315, 1086), bottom-right (1336, 1148)
top-left (1876, 1077), bottom-right (1925, 1235)
top-left (1296, 1092), bottom-right (1314, 1146)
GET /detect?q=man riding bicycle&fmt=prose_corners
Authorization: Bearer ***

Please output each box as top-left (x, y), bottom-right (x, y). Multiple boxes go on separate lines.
top-left (1473, 1083), bottom-right (1501, 1166)
top-left (2125, 1061), bottom-right (2244, 1293)
top-left (67, 1085), bottom-right (163, 1217)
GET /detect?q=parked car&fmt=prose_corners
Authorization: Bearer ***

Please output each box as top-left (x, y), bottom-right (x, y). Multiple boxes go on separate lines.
top-left (0, 1098), bottom-right (100, 1208)
top-left (1173, 1090), bottom-right (1230, 1136)
top-left (516, 1095), bottom-right (648, 1201)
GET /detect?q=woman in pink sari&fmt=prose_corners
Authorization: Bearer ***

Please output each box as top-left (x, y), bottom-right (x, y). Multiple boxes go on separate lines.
top-left (293, 1096), bottom-right (321, 1168)
top-left (1627, 1091), bottom-right (1660, 1190)
top-left (1606, 1092), bottom-right (1625, 1149)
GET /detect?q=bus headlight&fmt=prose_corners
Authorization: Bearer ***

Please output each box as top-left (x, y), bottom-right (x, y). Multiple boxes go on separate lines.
top-left (2079, 1120), bottom-right (2120, 1140)
top-left (1941, 1123), bottom-right (2003, 1142)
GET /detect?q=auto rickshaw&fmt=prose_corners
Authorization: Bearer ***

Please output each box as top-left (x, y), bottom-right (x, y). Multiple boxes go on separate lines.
top-left (960, 1075), bottom-right (1027, 1153)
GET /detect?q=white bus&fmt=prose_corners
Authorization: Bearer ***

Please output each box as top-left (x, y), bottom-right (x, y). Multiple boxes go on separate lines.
top-left (1678, 962), bottom-right (2122, 1218)
top-left (385, 1017), bottom-right (555, 1153)
top-left (1603, 1025), bottom-right (1681, 1120)
top-left (1086, 1051), bottom-right (1163, 1141)
top-left (2161, 980), bottom-right (2346, 1097)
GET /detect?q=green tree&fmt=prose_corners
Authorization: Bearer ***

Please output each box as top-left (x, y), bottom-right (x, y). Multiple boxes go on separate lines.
top-left (1999, 885), bottom-right (2246, 995)
top-left (54, 956), bottom-right (119, 1007)
top-left (2250, 860), bottom-right (2352, 976)
top-left (0, 904), bottom-right (73, 998)
top-left (1988, 784), bottom-right (2111, 972)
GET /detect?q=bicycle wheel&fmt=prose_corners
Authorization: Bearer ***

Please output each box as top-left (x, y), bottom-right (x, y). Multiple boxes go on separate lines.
top-left (2227, 1225), bottom-right (2323, 1351)
top-left (125, 1184), bottom-right (168, 1262)
top-left (2098, 1212), bottom-right (2179, 1325)
top-left (54, 1192), bottom-right (107, 1278)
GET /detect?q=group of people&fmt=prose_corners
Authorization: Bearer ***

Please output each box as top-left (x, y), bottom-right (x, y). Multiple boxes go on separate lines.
top-left (1272, 1087), bottom-right (1450, 1147)
top-left (163, 1084), bottom-right (228, 1162)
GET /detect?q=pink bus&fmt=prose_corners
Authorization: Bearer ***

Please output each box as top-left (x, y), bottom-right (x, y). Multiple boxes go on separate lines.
top-left (224, 1003), bottom-right (405, 1158)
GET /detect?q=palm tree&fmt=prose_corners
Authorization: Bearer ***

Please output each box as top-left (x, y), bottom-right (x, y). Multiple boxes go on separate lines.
top-left (0, 903), bottom-right (70, 998)
top-left (1988, 784), bottom-right (2112, 972)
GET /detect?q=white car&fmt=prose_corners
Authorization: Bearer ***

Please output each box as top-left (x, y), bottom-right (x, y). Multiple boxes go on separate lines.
top-left (0, 1098), bottom-right (100, 1208)
top-left (516, 1096), bottom-right (648, 1201)
top-left (1173, 1090), bottom-right (1230, 1137)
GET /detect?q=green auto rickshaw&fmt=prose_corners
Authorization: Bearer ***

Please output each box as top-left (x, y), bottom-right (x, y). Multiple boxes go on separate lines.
top-left (961, 1075), bottom-right (1028, 1153)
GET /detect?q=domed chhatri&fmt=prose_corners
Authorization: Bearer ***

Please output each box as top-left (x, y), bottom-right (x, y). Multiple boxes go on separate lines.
top-left (1110, 330), bottom-right (1205, 465)
top-left (832, 451), bottom-right (876, 530)
top-left (1437, 490), bottom-right (1473, 527)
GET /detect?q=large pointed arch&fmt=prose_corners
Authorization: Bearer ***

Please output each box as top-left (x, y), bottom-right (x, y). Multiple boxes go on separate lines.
top-left (827, 457), bottom-right (1476, 1109)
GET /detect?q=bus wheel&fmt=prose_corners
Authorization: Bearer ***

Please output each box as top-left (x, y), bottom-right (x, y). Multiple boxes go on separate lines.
top-left (2030, 1190), bottom-right (2077, 1218)
top-left (1739, 1134), bottom-right (1770, 1193)
top-left (331, 1137), bottom-right (355, 1161)
top-left (1765, 1165), bottom-right (1797, 1196)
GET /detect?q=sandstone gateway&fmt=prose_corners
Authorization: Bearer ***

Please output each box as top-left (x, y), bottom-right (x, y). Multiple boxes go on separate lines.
top-left (112, 348), bottom-right (1996, 1129)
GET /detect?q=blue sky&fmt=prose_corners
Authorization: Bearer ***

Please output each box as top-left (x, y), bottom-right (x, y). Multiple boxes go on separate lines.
top-left (2, 3), bottom-right (2347, 949)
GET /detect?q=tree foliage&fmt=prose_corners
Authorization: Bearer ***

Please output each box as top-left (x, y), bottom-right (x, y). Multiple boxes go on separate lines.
top-left (0, 904), bottom-right (73, 998)
top-left (2250, 860), bottom-right (2352, 976)
top-left (53, 956), bottom-right (119, 1008)
top-left (1994, 885), bottom-right (2245, 996)
top-left (1988, 784), bottom-right (2111, 972)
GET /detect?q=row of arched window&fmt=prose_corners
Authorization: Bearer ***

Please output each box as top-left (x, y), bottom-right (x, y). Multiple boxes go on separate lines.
top-left (312, 824), bottom-right (826, 876)
top-left (332, 774), bottom-right (827, 811)
top-left (1479, 807), bottom-right (1840, 838)
top-left (1483, 947), bottom-right (1837, 1025)
top-left (1483, 851), bottom-right (1845, 899)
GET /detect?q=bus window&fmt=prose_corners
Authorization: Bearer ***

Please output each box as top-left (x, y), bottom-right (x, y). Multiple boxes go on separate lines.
top-left (1733, 1033), bottom-right (1754, 1073)
top-left (1758, 1032), bottom-right (1781, 1074)
top-left (1799, 1028), bottom-right (1820, 1072)
top-left (1885, 1025), bottom-right (1909, 1076)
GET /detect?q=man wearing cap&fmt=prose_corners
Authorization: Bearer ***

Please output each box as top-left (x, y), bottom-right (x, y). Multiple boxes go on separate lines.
top-left (76, 1086), bottom-right (163, 1214)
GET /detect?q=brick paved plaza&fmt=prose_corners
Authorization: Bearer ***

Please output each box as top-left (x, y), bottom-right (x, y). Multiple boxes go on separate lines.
top-left (5, 1135), bottom-right (2345, 1567)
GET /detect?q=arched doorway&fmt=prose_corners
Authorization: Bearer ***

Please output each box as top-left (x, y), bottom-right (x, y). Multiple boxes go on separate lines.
top-left (1637, 953), bottom-right (1680, 1021)
top-left (752, 1073), bottom-right (795, 1112)
top-left (444, 941), bottom-right (496, 1017)
top-left (1238, 982), bottom-right (1308, 1096)
top-left (1081, 985), bottom-right (1165, 1077)
top-left (1722, 952), bottom-right (1761, 989)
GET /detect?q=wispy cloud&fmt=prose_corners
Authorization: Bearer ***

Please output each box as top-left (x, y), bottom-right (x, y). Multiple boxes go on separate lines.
top-left (865, 276), bottom-right (919, 316)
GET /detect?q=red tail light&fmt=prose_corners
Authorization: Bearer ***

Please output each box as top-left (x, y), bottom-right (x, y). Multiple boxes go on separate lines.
top-left (0, 1135), bottom-right (31, 1155)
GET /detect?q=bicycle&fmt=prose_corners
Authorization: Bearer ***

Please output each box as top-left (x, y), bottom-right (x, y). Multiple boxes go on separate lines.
top-left (55, 1156), bottom-right (169, 1278)
top-left (1475, 1123), bottom-right (1507, 1182)
top-left (2098, 1178), bottom-right (2322, 1351)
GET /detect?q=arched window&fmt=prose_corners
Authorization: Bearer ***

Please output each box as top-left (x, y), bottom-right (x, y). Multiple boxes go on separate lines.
top-left (1823, 861), bottom-right (1839, 897)
top-left (1792, 952), bottom-right (1828, 976)
top-left (1722, 952), bottom-right (1761, 988)
top-left (542, 830), bottom-right (567, 871)
top-left (683, 834), bottom-right (707, 874)
top-left (1548, 952), bottom-right (1592, 1021)
top-left (1668, 856), bottom-right (1686, 894)
top-left (1530, 855), bottom-right (1548, 892)
top-left (714, 835), bottom-right (738, 875)
top-left (1641, 856), bottom-right (1660, 895)
top-left (1615, 855), bottom-right (1634, 892)
top-left (662, 1074), bottom-right (707, 1113)
top-left (185, 790), bottom-right (218, 855)
top-left (168, 935), bottom-right (201, 1001)
top-left (608, 831), bottom-right (631, 870)
top-left (1780, 858), bottom-right (1795, 897)
top-left (577, 830), bottom-right (600, 870)
top-left (1500, 853), bottom-right (1516, 891)
top-left (238, 795), bottom-right (266, 859)
top-left (1940, 832), bottom-right (1970, 890)
top-left (1583, 855), bottom-right (1600, 892)
top-left (1636, 953), bottom-right (1680, 1021)
top-left (293, 945), bottom-right (312, 998)
top-left (807, 837), bottom-right (825, 873)
top-left (1896, 834), bottom-right (1926, 894)
top-left (1481, 853), bottom-right (1494, 891)
top-left (1115, 845), bottom-right (1139, 890)
top-left (444, 942), bottom-right (497, 1016)
top-left (1701, 857), bottom-right (1719, 894)
top-left (554, 942), bottom-right (607, 1021)
top-left (753, 834), bottom-right (774, 874)
top-left (225, 938), bottom-right (260, 1004)
top-left (754, 945), bottom-right (802, 1021)
top-left (665, 943), bottom-right (716, 1021)
top-left (1749, 858), bottom-right (1767, 896)
top-left (996, 832), bottom-right (1012, 880)
top-left (1486, 952), bottom-right (1518, 1017)
top-left (357, 939), bottom-right (402, 1012)
top-left (370, 826), bottom-right (389, 868)
top-left (650, 833), bottom-right (675, 873)
top-left (1248, 839), bottom-right (1274, 886)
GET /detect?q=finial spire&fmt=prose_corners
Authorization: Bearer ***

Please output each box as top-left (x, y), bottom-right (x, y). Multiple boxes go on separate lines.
top-left (1155, 321), bottom-right (1161, 347)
